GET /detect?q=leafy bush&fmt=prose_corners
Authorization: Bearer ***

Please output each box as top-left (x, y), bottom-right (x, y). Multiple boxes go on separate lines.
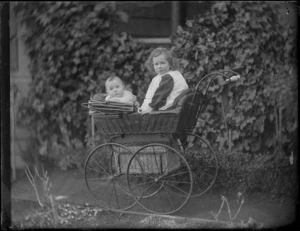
top-left (171, 1), bottom-right (298, 153)
top-left (14, 2), bottom-right (152, 169)
top-left (214, 151), bottom-right (298, 200)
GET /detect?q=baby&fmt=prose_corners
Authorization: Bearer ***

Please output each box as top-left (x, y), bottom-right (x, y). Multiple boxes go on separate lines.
top-left (104, 76), bottom-right (138, 105)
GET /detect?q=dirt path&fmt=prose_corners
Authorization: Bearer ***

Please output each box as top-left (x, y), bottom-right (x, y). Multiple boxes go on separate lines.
top-left (11, 167), bottom-right (297, 228)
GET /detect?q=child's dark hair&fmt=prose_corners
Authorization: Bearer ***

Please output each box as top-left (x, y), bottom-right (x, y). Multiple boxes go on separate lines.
top-left (145, 47), bottom-right (179, 75)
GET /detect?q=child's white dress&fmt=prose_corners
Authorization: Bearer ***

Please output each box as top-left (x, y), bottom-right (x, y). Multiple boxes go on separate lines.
top-left (140, 70), bottom-right (188, 113)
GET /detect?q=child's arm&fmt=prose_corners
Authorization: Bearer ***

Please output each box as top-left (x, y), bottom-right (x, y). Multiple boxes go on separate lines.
top-left (128, 92), bottom-right (140, 107)
top-left (149, 74), bottom-right (174, 110)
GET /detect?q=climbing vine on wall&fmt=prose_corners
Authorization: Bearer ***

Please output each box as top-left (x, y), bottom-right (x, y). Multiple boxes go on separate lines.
top-left (172, 1), bottom-right (298, 153)
top-left (14, 2), bottom-right (152, 169)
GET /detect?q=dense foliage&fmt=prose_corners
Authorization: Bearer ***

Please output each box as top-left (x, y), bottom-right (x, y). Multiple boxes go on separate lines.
top-left (14, 2), bottom-right (152, 169)
top-left (14, 0), bottom-right (297, 199)
top-left (171, 1), bottom-right (298, 153)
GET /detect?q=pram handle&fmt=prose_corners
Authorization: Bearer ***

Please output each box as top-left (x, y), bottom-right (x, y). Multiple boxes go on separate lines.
top-left (225, 75), bottom-right (241, 84)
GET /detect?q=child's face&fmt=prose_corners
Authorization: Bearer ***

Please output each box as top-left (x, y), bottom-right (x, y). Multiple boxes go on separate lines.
top-left (106, 79), bottom-right (124, 98)
top-left (153, 54), bottom-right (170, 75)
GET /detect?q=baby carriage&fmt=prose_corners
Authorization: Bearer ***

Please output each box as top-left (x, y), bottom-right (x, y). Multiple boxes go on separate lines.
top-left (82, 70), bottom-right (240, 215)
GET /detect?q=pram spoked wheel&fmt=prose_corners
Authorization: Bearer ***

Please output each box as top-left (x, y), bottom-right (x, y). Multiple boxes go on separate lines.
top-left (179, 132), bottom-right (218, 197)
top-left (127, 143), bottom-right (193, 215)
top-left (84, 143), bottom-right (136, 211)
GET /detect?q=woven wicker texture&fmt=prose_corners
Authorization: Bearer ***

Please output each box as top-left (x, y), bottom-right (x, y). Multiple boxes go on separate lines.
top-left (93, 112), bottom-right (180, 135)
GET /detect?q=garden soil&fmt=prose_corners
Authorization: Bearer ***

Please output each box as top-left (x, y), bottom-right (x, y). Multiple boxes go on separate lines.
top-left (10, 166), bottom-right (298, 229)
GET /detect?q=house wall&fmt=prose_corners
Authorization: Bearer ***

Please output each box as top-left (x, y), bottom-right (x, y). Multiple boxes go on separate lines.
top-left (10, 6), bottom-right (33, 171)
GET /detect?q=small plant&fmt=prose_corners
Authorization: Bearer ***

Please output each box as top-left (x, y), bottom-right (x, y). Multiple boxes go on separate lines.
top-left (211, 192), bottom-right (245, 223)
top-left (23, 165), bottom-right (106, 228)
top-left (24, 165), bottom-right (58, 227)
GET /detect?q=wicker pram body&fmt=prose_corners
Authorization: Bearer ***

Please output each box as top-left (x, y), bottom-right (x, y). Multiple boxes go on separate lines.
top-left (93, 111), bottom-right (179, 135)
top-left (90, 89), bottom-right (205, 136)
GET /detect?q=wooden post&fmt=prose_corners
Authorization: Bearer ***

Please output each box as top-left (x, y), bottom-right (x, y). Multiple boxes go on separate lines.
top-left (171, 1), bottom-right (180, 35)
top-left (11, 87), bottom-right (16, 181)
top-left (1, 2), bottom-right (12, 228)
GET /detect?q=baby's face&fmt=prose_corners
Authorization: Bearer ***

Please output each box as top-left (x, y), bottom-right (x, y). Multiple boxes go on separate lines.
top-left (153, 54), bottom-right (170, 75)
top-left (106, 79), bottom-right (124, 98)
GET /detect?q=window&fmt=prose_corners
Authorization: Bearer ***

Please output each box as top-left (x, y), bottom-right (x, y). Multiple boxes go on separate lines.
top-left (115, 1), bottom-right (213, 46)
top-left (116, 2), bottom-right (172, 38)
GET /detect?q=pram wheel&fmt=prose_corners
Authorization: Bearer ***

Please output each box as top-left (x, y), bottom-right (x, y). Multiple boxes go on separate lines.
top-left (127, 143), bottom-right (193, 215)
top-left (179, 132), bottom-right (218, 197)
top-left (84, 143), bottom-right (136, 211)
